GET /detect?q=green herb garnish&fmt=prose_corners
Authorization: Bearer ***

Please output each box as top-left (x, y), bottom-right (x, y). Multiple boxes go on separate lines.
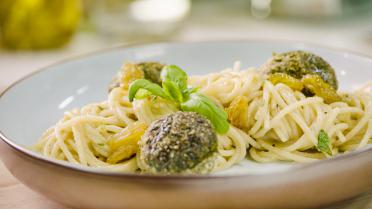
top-left (162, 80), bottom-right (184, 102)
top-left (129, 79), bottom-right (171, 101)
top-left (317, 129), bottom-right (332, 155)
top-left (181, 93), bottom-right (229, 134)
top-left (128, 65), bottom-right (230, 134)
top-left (161, 65), bottom-right (188, 90)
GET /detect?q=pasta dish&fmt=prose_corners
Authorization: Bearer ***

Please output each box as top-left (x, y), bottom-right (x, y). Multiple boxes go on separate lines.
top-left (34, 50), bottom-right (372, 174)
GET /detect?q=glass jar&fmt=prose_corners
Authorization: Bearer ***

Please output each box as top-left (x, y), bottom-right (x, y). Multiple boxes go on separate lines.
top-left (0, 0), bottom-right (81, 50)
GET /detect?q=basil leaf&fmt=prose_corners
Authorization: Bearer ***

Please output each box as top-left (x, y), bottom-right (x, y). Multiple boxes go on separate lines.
top-left (317, 129), bottom-right (332, 155)
top-left (162, 80), bottom-right (184, 102)
top-left (135, 89), bottom-right (152, 99)
top-left (182, 87), bottom-right (199, 98)
top-left (161, 65), bottom-right (188, 90)
top-left (128, 79), bottom-right (170, 102)
top-left (181, 93), bottom-right (229, 134)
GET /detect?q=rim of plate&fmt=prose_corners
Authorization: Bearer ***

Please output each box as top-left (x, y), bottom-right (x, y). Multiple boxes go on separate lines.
top-left (1, 39), bottom-right (372, 180)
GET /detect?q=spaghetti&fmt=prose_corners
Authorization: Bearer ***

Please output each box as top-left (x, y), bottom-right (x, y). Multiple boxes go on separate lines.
top-left (34, 60), bottom-right (372, 173)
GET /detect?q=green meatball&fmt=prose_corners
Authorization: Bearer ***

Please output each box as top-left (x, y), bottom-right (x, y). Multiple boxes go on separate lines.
top-left (137, 62), bottom-right (164, 85)
top-left (264, 50), bottom-right (339, 90)
top-left (108, 62), bottom-right (164, 92)
top-left (138, 112), bottom-right (218, 174)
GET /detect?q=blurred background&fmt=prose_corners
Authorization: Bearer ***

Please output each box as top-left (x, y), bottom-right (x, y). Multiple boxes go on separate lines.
top-left (1, 0), bottom-right (372, 89)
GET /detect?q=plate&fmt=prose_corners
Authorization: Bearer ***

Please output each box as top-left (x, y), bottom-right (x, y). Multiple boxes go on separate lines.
top-left (0, 41), bottom-right (371, 209)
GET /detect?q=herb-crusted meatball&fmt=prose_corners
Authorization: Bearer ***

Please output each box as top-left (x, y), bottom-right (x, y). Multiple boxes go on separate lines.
top-left (138, 112), bottom-right (218, 174)
top-left (137, 62), bottom-right (164, 85)
top-left (264, 50), bottom-right (338, 90)
top-left (109, 62), bottom-right (164, 91)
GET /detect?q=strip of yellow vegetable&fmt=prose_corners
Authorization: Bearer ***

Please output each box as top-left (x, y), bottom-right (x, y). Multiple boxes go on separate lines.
top-left (107, 122), bottom-right (147, 164)
top-left (301, 74), bottom-right (342, 104)
top-left (226, 96), bottom-right (249, 129)
top-left (109, 63), bottom-right (144, 92)
top-left (268, 73), bottom-right (304, 91)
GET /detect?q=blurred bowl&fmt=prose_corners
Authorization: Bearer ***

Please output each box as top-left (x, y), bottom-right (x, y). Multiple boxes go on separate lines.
top-left (90, 0), bottom-right (190, 41)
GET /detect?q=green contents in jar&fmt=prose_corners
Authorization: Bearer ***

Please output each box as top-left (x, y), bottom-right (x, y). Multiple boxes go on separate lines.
top-left (0, 0), bottom-right (81, 50)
